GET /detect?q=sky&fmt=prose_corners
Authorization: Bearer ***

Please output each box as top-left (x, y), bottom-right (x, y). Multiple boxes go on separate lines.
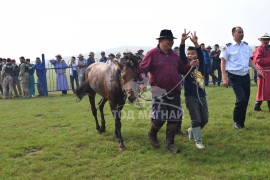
top-left (1, 0), bottom-right (270, 61)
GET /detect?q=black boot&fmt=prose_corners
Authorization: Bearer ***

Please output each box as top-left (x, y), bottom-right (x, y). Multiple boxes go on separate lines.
top-left (254, 101), bottom-right (262, 111)
top-left (268, 101), bottom-right (270, 112)
top-left (148, 122), bottom-right (161, 148)
top-left (176, 119), bottom-right (186, 136)
top-left (166, 123), bottom-right (180, 153)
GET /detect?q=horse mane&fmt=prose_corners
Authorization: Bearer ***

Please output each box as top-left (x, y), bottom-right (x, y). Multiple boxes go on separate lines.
top-left (119, 53), bottom-right (139, 70)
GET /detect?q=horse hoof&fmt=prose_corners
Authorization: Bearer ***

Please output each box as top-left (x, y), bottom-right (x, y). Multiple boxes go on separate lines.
top-left (100, 127), bottom-right (106, 132)
top-left (119, 145), bottom-right (125, 151)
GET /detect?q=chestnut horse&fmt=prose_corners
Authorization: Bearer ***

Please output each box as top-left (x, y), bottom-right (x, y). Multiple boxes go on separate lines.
top-left (76, 55), bottom-right (139, 150)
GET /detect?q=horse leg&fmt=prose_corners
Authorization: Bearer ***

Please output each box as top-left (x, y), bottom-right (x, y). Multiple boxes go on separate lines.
top-left (98, 97), bottom-right (108, 133)
top-left (88, 94), bottom-right (101, 132)
top-left (110, 100), bottom-right (125, 150)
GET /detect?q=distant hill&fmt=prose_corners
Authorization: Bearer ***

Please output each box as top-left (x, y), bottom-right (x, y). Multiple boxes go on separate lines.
top-left (62, 45), bottom-right (153, 63)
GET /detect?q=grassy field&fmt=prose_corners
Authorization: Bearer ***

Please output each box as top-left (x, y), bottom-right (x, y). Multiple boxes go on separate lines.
top-left (1, 84), bottom-right (270, 179)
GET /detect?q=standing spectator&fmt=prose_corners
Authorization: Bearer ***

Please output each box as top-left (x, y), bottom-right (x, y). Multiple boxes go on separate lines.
top-left (106, 53), bottom-right (115, 64)
top-left (33, 57), bottom-right (45, 96)
top-left (0, 58), bottom-right (3, 95)
top-left (210, 44), bottom-right (222, 86)
top-left (69, 56), bottom-right (79, 93)
top-left (139, 29), bottom-right (195, 153)
top-left (19, 56), bottom-right (30, 98)
top-left (137, 49), bottom-right (145, 60)
top-left (115, 52), bottom-right (121, 62)
top-left (206, 45), bottom-right (218, 85)
top-left (1, 58), bottom-right (14, 99)
top-left (221, 26), bottom-right (262, 129)
top-left (1, 58), bottom-right (7, 95)
top-left (49, 54), bottom-right (69, 95)
top-left (26, 58), bottom-right (35, 97)
top-left (180, 30), bottom-right (208, 149)
top-left (87, 52), bottom-right (95, 66)
top-left (99, 51), bottom-right (107, 63)
top-left (201, 43), bottom-right (211, 86)
top-left (173, 46), bottom-right (179, 55)
top-left (12, 59), bottom-right (22, 97)
top-left (77, 53), bottom-right (87, 85)
top-left (253, 33), bottom-right (270, 111)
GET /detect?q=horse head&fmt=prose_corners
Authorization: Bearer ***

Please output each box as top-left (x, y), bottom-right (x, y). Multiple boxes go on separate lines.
top-left (118, 53), bottom-right (139, 103)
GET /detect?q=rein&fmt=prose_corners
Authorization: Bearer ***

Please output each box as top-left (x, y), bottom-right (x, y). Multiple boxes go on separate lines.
top-left (138, 65), bottom-right (194, 100)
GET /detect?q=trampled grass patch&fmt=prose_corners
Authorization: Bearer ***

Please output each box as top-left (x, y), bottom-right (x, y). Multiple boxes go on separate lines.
top-left (1, 84), bottom-right (270, 179)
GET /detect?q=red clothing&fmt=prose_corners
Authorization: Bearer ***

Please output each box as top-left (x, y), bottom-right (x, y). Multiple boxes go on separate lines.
top-left (139, 45), bottom-right (191, 93)
top-left (253, 45), bottom-right (270, 101)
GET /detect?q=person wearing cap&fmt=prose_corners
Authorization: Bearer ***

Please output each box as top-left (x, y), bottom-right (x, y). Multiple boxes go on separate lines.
top-left (139, 29), bottom-right (197, 153)
top-left (19, 56), bottom-right (30, 98)
top-left (106, 53), bottom-right (115, 64)
top-left (69, 56), bottom-right (79, 93)
top-left (12, 59), bottom-right (22, 97)
top-left (253, 33), bottom-right (270, 111)
top-left (33, 57), bottom-right (45, 96)
top-left (1, 58), bottom-right (15, 99)
top-left (77, 53), bottom-right (87, 85)
top-left (87, 52), bottom-right (95, 66)
top-left (26, 59), bottom-right (35, 97)
top-left (99, 51), bottom-right (107, 63)
top-left (210, 44), bottom-right (222, 86)
top-left (49, 54), bottom-right (69, 95)
top-left (221, 26), bottom-right (262, 129)
top-left (137, 49), bottom-right (145, 60)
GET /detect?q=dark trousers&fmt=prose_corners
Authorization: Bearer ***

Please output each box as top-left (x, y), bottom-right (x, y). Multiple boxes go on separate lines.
top-left (212, 63), bottom-right (221, 85)
top-left (228, 73), bottom-right (250, 127)
top-left (151, 93), bottom-right (182, 128)
top-left (204, 64), bottom-right (210, 86)
top-left (70, 71), bottom-right (79, 91)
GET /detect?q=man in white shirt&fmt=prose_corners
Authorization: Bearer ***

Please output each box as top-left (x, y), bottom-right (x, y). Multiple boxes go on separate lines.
top-left (220, 26), bottom-right (262, 130)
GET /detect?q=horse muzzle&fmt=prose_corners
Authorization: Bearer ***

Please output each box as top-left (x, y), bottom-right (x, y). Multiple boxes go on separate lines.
top-left (126, 89), bottom-right (137, 103)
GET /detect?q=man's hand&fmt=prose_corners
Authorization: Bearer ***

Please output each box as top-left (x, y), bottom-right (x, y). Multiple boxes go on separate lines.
top-left (139, 83), bottom-right (147, 93)
top-left (257, 70), bottom-right (264, 79)
top-left (222, 78), bottom-right (229, 88)
top-left (181, 29), bottom-right (190, 44)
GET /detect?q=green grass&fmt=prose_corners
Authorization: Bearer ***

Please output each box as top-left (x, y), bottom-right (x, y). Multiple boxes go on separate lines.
top-left (1, 84), bottom-right (270, 179)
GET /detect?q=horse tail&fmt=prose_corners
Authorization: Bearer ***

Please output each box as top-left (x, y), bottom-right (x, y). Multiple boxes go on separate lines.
top-left (76, 70), bottom-right (91, 101)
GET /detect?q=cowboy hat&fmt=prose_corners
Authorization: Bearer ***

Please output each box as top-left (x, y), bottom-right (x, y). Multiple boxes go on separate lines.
top-left (156, 29), bottom-right (177, 40)
top-left (206, 45), bottom-right (212, 49)
top-left (260, 33), bottom-right (270, 39)
top-left (55, 54), bottom-right (62, 58)
top-left (77, 53), bottom-right (84, 58)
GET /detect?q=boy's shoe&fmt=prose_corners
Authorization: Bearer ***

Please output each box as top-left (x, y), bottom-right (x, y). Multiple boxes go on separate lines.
top-left (195, 143), bottom-right (205, 149)
top-left (187, 127), bottom-right (193, 142)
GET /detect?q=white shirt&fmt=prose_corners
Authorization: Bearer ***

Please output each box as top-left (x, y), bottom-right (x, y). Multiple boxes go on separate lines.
top-left (77, 58), bottom-right (87, 75)
top-left (69, 63), bottom-right (77, 76)
top-left (220, 41), bottom-right (253, 76)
